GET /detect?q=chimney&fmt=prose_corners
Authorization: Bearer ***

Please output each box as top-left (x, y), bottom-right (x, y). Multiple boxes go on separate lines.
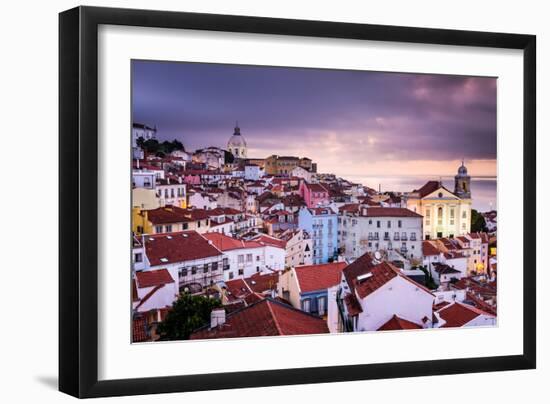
top-left (210, 308), bottom-right (226, 328)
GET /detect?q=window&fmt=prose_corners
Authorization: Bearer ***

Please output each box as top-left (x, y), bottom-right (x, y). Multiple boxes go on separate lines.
top-left (462, 211), bottom-right (467, 219)
top-left (191, 266), bottom-right (197, 275)
top-left (182, 223), bottom-right (188, 230)
top-left (437, 207), bottom-right (443, 225)
top-left (411, 232), bottom-right (417, 241)
top-left (238, 269), bottom-right (244, 275)
top-left (398, 220), bottom-right (402, 228)
top-left (223, 257), bottom-right (229, 269)
top-left (212, 262), bottom-right (218, 271)
top-left (376, 220), bottom-right (381, 228)
top-left (134, 253), bottom-right (142, 263)
top-left (387, 220), bottom-right (391, 228)
top-left (238, 255), bottom-right (244, 264)
top-left (246, 254), bottom-right (253, 262)
top-left (164, 189), bottom-right (169, 198)
top-left (450, 208), bottom-right (455, 225)
top-left (229, 272), bottom-right (234, 279)
top-left (394, 232), bottom-right (399, 240)
top-left (203, 264), bottom-right (209, 273)
top-left (368, 219), bottom-right (372, 225)
top-left (165, 225), bottom-right (172, 232)
top-left (256, 255), bottom-right (260, 261)
top-left (171, 189), bottom-right (175, 198)
top-left (318, 296), bottom-right (326, 316)
top-left (384, 232), bottom-right (389, 240)
top-left (180, 268), bottom-right (188, 277)
top-left (302, 299), bottom-right (311, 312)
top-left (155, 225), bottom-right (163, 233)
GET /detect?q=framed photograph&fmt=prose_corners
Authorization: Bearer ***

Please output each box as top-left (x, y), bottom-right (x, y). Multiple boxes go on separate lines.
top-left (59, 6), bottom-right (536, 398)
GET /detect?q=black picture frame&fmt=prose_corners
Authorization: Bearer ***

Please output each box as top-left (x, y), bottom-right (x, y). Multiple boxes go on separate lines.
top-left (59, 5), bottom-right (536, 398)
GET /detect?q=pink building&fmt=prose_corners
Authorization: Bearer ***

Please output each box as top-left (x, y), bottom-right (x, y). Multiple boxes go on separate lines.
top-left (299, 181), bottom-right (329, 208)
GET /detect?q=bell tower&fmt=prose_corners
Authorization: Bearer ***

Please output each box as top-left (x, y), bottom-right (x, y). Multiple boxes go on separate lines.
top-left (454, 159), bottom-right (471, 199)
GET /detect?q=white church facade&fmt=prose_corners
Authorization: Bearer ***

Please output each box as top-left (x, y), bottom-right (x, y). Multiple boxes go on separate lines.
top-left (405, 162), bottom-right (472, 240)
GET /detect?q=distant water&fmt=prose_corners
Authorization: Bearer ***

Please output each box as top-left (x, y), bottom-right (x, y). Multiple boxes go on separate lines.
top-left (345, 175), bottom-right (497, 212)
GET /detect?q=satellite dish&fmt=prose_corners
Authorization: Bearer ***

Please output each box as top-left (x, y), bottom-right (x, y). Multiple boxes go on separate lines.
top-left (374, 251), bottom-right (382, 260)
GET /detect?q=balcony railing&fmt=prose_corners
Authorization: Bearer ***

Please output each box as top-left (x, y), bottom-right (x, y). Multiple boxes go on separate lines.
top-left (401, 235), bottom-right (408, 241)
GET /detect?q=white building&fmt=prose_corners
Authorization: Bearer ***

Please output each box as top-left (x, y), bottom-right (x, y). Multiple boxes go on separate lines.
top-left (141, 231), bottom-right (225, 289)
top-left (280, 228), bottom-right (313, 268)
top-left (132, 269), bottom-right (178, 313)
top-left (405, 164), bottom-right (472, 240)
top-left (338, 254), bottom-right (435, 332)
top-left (189, 191), bottom-right (218, 210)
top-left (338, 206), bottom-right (423, 261)
top-left (156, 179), bottom-right (186, 208)
top-left (244, 164), bottom-right (264, 181)
top-left (203, 232), bottom-right (285, 280)
top-left (291, 166), bottom-right (313, 183)
top-left (132, 170), bottom-right (156, 189)
top-left (132, 122), bottom-right (157, 147)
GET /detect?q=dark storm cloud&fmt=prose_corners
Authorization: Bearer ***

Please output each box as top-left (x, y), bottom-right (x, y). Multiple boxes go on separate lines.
top-left (132, 60), bottom-right (496, 163)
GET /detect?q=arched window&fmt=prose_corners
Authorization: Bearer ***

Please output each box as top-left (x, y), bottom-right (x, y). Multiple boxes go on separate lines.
top-left (437, 207), bottom-right (443, 225)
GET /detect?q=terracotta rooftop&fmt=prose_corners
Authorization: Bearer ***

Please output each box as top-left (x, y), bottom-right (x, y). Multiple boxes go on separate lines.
top-left (190, 298), bottom-right (329, 339)
top-left (203, 232), bottom-right (265, 251)
top-left (144, 231), bottom-right (222, 266)
top-left (377, 315), bottom-right (423, 331)
top-left (422, 241), bottom-right (441, 256)
top-left (294, 262), bottom-right (347, 293)
top-left (343, 253), bottom-right (434, 299)
top-left (437, 302), bottom-right (495, 328)
top-left (361, 207), bottom-right (422, 218)
top-left (135, 269), bottom-right (174, 288)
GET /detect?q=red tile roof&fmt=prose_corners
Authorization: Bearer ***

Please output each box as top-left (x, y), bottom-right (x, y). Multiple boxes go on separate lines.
top-left (190, 298), bottom-right (329, 339)
top-left (252, 234), bottom-right (287, 249)
top-left (294, 262), bottom-right (347, 293)
top-left (203, 232), bottom-right (263, 251)
top-left (422, 241), bottom-right (441, 256)
top-left (135, 269), bottom-right (174, 288)
top-left (144, 231), bottom-right (222, 266)
top-left (344, 293), bottom-right (363, 316)
top-left (305, 182), bottom-right (328, 193)
top-left (437, 302), bottom-right (494, 328)
top-left (144, 206), bottom-right (193, 225)
top-left (339, 203), bottom-right (360, 214)
top-left (414, 181), bottom-right (441, 198)
top-left (245, 272), bottom-right (279, 293)
top-left (361, 207), bottom-right (422, 218)
top-left (377, 315), bottom-right (422, 331)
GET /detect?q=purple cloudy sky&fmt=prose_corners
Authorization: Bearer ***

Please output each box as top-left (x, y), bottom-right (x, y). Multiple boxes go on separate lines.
top-left (132, 60), bottom-right (497, 178)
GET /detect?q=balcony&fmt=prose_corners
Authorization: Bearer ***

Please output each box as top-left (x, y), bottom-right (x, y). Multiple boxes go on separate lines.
top-left (400, 246), bottom-right (408, 253)
top-left (401, 235), bottom-right (408, 241)
top-left (393, 235), bottom-right (400, 241)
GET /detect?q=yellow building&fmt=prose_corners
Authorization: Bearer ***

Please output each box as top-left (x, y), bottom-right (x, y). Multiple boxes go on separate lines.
top-left (132, 206), bottom-right (210, 235)
top-left (406, 163), bottom-right (471, 240)
top-left (264, 155), bottom-right (315, 176)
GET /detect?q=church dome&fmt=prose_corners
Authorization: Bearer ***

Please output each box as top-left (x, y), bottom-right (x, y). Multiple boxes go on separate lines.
top-left (227, 124), bottom-right (247, 148)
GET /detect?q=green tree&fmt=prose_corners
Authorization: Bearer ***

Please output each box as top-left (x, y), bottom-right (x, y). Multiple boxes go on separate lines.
top-left (224, 150), bottom-right (235, 164)
top-left (416, 265), bottom-right (437, 290)
top-left (471, 209), bottom-right (488, 233)
top-left (158, 293), bottom-right (222, 340)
